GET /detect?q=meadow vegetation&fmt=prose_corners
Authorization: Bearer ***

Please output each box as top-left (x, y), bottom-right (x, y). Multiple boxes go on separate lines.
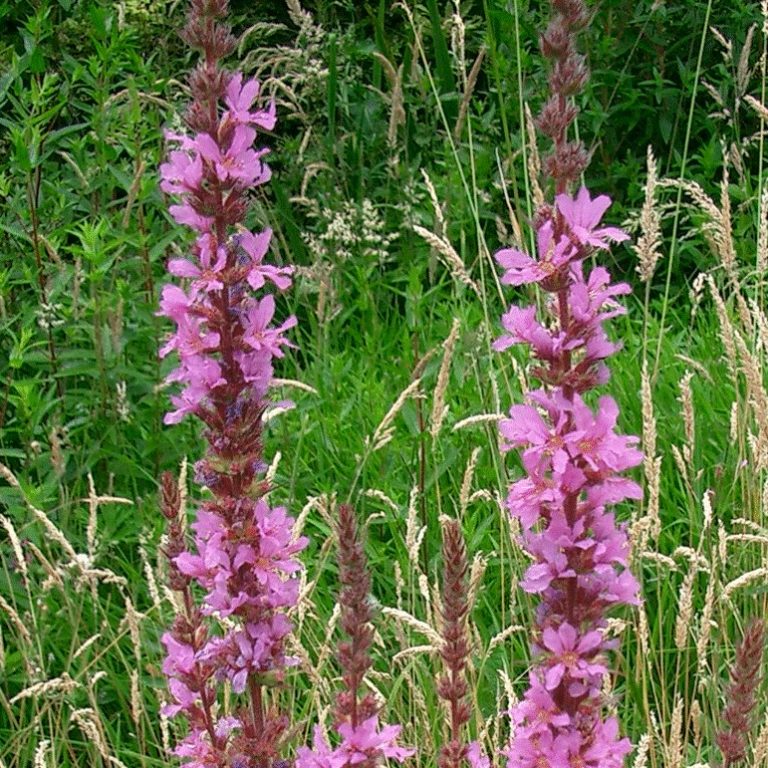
top-left (0, 0), bottom-right (767, 766)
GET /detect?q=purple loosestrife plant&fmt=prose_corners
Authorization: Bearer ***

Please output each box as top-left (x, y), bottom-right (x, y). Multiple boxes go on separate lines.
top-left (157, 2), bottom-right (306, 766)
top-left (295, 505), bottom-right (414, 768)
top-left (716, 618), bottom-right (766, 768)
top-left (437, 520), bottom-right (489, 768)
top-left (494, 1), bottom-right (642, 766)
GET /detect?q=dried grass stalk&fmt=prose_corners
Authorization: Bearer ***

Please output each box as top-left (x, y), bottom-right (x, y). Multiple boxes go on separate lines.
top-left (458, 447), bottom-right (481, 518)
top-left (634, 147), bottom-right (663, 282)
top-left (381, 607), bottom-right (443, 648)
top-left (368, 377), bottom-right (423, 452)
top-left (412, 225), bottom-right (480, 295)
top-left (524, 103), bottom-right (544, 210)
top-left (11, 673), bottom-right (79, 704)
top-left (674, 567), bottom-right (696, 650)
top-left (33, 741), bottom-right (51, 768)
top-left (1, 514), bottom-right (26, 577)
top-left (431, 318), bottom-right (461, 439)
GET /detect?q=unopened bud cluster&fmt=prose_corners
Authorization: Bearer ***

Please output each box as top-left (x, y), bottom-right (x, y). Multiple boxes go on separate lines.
top-left (536, 0), bottom-right (589, 188)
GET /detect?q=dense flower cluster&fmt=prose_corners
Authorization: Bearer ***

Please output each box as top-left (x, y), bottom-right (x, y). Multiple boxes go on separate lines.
top-left (157, 2), bottom-right (305, 766)
top-left (494, 3), bottom-right (641, 764)
top-left (497, 188), bottom-right (641, 767)
top-left (296, 505), bottom-right (414, 768)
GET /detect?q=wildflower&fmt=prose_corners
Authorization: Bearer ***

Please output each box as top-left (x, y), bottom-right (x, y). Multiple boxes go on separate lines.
top-left (436, 519), bottom-right (488, 768)
top-left (493, 0), bottom-right (639, 764)
top-left (496, 222), bottom-right (574, 286)
top-left (466, 743), bottom-right (490, 768)
top-left (540, 624), bottom-right (607, 690)
top-left (235, 229), bottom-right (294, 291)
top-left (168, 234), bottom-right (228, 291)
top-left (194, 126), bottom-right (271, 186)
top-left (296, 506), bottom-right (414, 768)
top-left (157, 1), bottom-right (305, 766)
top-left (556, 188), bottom-right (630, 251)
top-left (716, 618), bottom-right (766, 767)
top-left (336, 718), bottom-right (413, 764)
top-left (225, 73), bottom-right (277, 130)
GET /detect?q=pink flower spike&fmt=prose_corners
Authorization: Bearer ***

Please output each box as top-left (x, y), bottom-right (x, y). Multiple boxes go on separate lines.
top-left (492, 5), bottom-right (639, 759)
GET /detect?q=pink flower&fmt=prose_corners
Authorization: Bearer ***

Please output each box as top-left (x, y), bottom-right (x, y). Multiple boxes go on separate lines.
top-left (505, 728), bottom-right (572, 768)
top-left (235, 349), bottom-right (274, 391)
top-left (511, 673), bottom-right (571, 732)
top-left (336, 717), bottom-right (415, 765)
top-left (506, 453), bottom-right (562, 530)
top-left (164, 369), bottom-right (224, 424)
top-left (520, 537), bottom-right (576, 593)
top-left (197, 126), bottom-right (271, 187)
top-left (168, 202), bottom-right (214, 232)
top-left (540, 624), bottom-right (607, 691)
top-left (566, 395), bottom-right (643, 473)
top-left (586, 475), bottom-right (643, 507)
top-left (556, 187), bottom-right (630, 251)
top-left (171, 718), bottom-right (240, 767)
top-left (241, 295), bottom-right (297, 358)
top-left (160, 150), bottom-right (204, 196)
top-left (225, 73), bottom-right (277, 130)
top-left (296, 728), bottom-right (346, 768)
top-left (223, 616), bottom-right (294, 692)
top-left (235, 228), bottom-right (294, 290)
top-left (581, 718), bottom-right (633, 768)
top-left (158, 284), bottom-right (198, 324)
top-left (161, 633), bottom-right (196, 677)
top-left (496, 221), bottom-right (575, 286)
top-left (159, 316), bottom-right (220, 361)
top-left (172, 729), bottom-right (215, 766)
top-left (494, 305), bottom-right (558, 358)
top-left (297, 718), bottom-right (414, 768)
top-left (163, 678), bottom-right (199, 718)
top-left (168, 233), bottom-right (228, 291)
top-left (500, 403), bottom-right (570, 473)
top-left (466, 742), bottom-right (490, 768)
top-left (568, 266), bottom-right (630, 327)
